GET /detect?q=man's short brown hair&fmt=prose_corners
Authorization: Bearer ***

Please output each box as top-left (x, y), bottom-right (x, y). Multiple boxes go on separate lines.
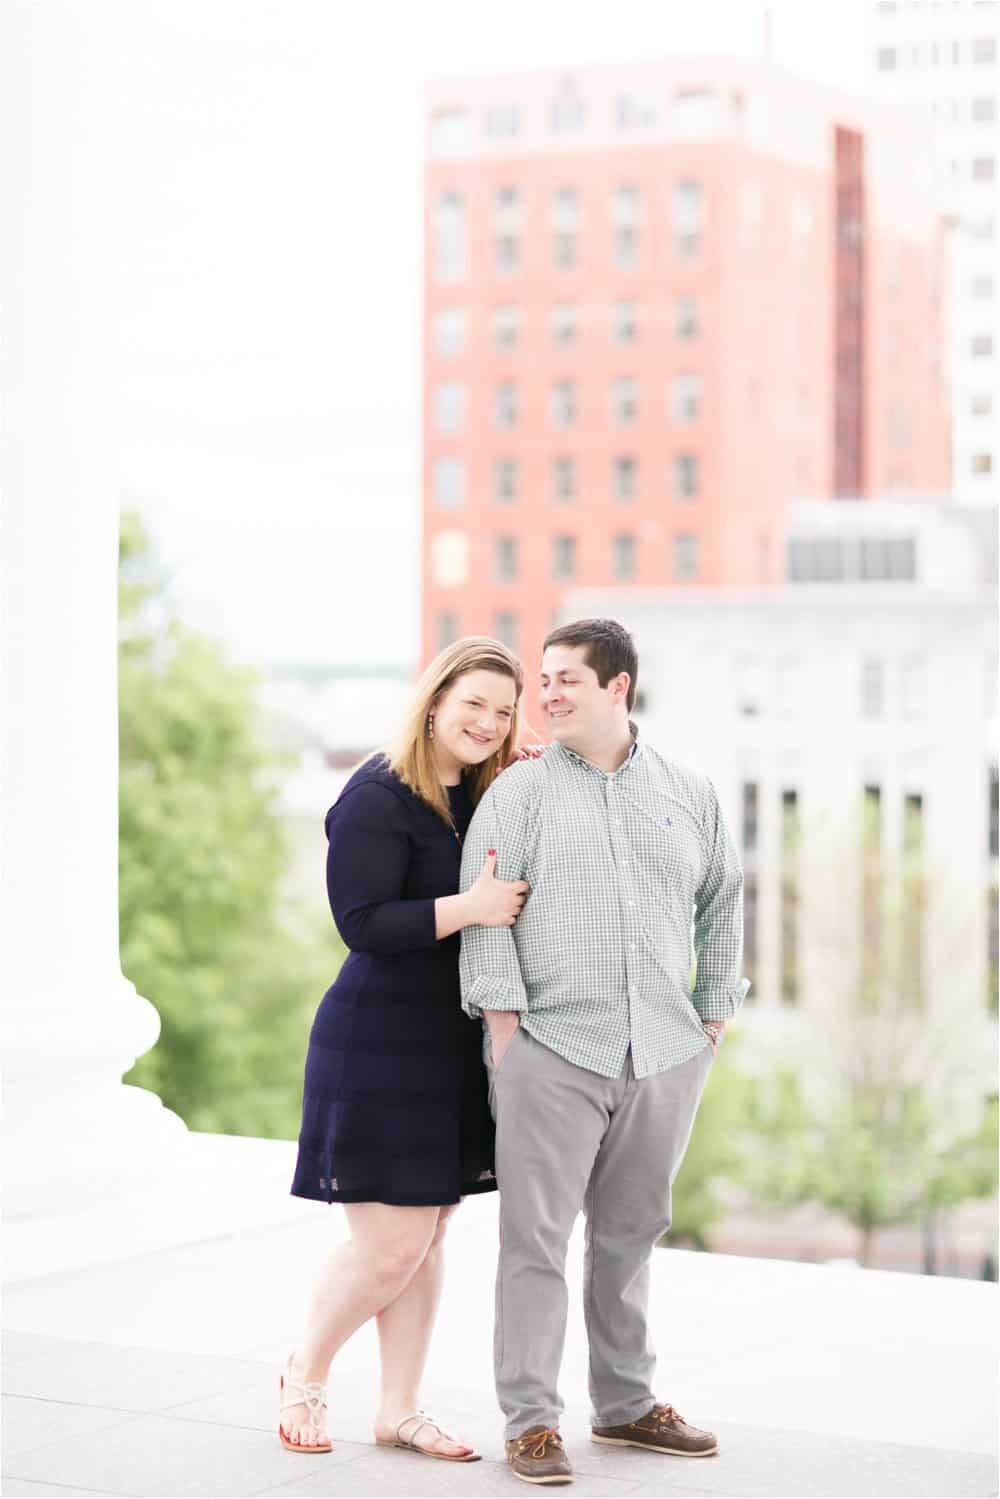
top-left (542, 618), bottom-right (638, 713)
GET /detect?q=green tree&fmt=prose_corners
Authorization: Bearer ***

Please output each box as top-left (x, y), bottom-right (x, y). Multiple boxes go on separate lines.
top-left (118, 511), bottom-right (344, 1138)
top-left (667, 1040), bottom-right (755, 1250)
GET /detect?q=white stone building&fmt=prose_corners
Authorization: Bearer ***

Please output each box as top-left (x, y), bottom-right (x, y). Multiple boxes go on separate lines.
top-left (869, 0), bottom-right (1000, 504)
top-left (563, 501), bottom-right (998, 1115)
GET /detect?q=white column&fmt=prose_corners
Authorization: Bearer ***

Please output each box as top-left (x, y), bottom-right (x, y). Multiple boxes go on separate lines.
top-left (1, 3), bottom-right (187, 1225)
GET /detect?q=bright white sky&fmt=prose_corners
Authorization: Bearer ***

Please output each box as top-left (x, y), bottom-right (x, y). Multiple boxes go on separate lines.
top-left (48, 0), bottom-right (876, 668)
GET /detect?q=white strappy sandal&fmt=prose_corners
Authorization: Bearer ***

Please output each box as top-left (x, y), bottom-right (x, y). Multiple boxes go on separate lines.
top-left (375, 1410), bottom-right (482, 1463)
top-left (278, 1354), bottom-right (332, 1454)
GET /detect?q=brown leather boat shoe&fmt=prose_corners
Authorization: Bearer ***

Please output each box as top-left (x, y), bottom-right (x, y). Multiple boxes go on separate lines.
top-left (592, 1402), bottom-right (718, 1456)
top-left (505, 1426), bottom-right (574, 1484)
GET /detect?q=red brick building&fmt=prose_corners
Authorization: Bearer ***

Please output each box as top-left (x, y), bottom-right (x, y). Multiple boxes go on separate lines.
top-left (422, 58), bottom-right (950, 675)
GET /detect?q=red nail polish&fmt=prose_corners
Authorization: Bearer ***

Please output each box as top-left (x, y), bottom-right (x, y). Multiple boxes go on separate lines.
top-left (488, 848), bottom-right (496, 856)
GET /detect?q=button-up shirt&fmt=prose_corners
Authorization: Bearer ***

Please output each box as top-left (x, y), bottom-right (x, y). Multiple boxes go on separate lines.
top-left (459, 726), bottom-right (750, 1079)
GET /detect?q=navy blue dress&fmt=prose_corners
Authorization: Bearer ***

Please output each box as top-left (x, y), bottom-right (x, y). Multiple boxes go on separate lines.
top-left (290, 755), bottom-right (497, 1206)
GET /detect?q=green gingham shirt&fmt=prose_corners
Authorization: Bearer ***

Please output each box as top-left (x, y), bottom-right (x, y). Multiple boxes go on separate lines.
top-left (459, 727), bottom-right (750, 1079)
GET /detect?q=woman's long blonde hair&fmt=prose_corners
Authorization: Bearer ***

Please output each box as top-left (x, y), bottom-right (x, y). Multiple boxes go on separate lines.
top-left (378, 637), bottom-right (526, 829)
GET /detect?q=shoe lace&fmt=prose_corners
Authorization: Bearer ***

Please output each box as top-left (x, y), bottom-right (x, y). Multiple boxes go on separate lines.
top-left (517, 1428), bottom-right (563, 1460)
top-left (652, 1403), bottom-right (685, 1429)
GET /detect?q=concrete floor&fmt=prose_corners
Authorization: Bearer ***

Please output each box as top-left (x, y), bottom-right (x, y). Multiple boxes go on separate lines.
top-left (2, 1181), bottom-right (997, 1497)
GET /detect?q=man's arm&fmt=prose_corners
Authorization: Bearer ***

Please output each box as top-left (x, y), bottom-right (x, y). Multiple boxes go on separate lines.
top-left (691, 779), bottom-right (751, 1024)
top-left (459, 777), bottom-right (531, 1019)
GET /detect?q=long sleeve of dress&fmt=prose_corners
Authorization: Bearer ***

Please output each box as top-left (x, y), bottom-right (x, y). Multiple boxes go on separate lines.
top-left (325, 781), bottom-right (439, 956)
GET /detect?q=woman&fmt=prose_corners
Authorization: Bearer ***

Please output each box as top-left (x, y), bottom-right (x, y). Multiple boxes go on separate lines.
top-left (281, 638), bottom-right (532, 1461)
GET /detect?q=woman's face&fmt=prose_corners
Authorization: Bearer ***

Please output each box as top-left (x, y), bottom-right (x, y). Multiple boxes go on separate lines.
top-left (433, 669), bottom-right (517, 767)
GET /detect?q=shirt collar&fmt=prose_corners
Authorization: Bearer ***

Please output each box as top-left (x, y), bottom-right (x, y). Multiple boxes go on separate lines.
top-left (551, 720), bottom-right (641, 777)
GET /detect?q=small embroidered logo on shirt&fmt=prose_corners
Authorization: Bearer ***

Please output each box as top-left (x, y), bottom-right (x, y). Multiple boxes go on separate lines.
top-left (665, 818), bottom-right (673, 827)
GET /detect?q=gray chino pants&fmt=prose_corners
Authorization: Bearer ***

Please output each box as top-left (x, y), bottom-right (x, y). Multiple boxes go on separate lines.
top-left (485, 1026), bottom-right (714, 1439)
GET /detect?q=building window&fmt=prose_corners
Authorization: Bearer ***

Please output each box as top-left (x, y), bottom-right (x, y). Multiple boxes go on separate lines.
top-left (675, 295), bottom-right (699, 340)
top-left (673, 532), bottom-right (699, 580)
top-left (551, 303), bottom-right (577, 345)
top-left (671, 89), bottom-right (721, 138)
top-left (611, 184), bottom-right (641, 269)
top-left (973, 452), bottom-right (994, 475)
top-left (972, 273), bottom-right (995, 299)
top-left (972, 334), bottom-right (994, 357)
top-left (861, 658), bottom-right (883, 718)
top-left (613, 455), bottom-right (637, 502)
top-left (673, 453), bottom-right (699, 500)
top-left (495, 536), bottom-right (518, 581)
top-left (485, 106), bottom-right (520, 137)
top-left (744, 872), bottom-right (758, 992)
top-left (972, 37), bottom-right (997, 64)
top-left (433, 457), bottom-right (465, 509)
top-left (612, 376), bottom-right (638, 424)
top-left (877, 47), bottom-right (898, 70)
top-left (671, 373), bottom-right (702, 424)
top-left (969, 217), bottom-right (996, 241)
top-left (432, 308), bottom-right (466, 357)
top-left (493, 610), bottom-right (519, 650)
top-left (990, 766), bottom-right (999, 859)
top-left (671, 179), bottom-right (703, 259)
top-left (550, 82), bottom-right (586, 133)
top-left (494, 381), bottom-right (518, 428)
top-left (742, 782), bottom-right (759, 852)
top-left (552, 457), bottom-right (576, 503)
top-left (431, 530), bottom-right (469, 588)
top-left (900, 792), bottom-right (925, 1010)
top-left (552, 534), bottom-right (577, 580)
top-left (972, 97), bottom-right (998, 123)
top-left (780, 788), bottom-right (800, 1005)
top-left (436, 610), bottom-right (459, 650)
top-left (613, 300), bottom-right (637, 343)
top-left (551, 186), bottom-right (580, 268)
top-left (433, 382), bottom-right (465, 433)
top-left (493, 304), bottom-right (520, 350)
top-left (615, 92), bottom-right (658, 128)
top-left (861, 784), bottom-right (882, 1011)
top-left (433, 192), bottom-right (465, 283)
top-left (971, 392), bottom-right (993, 416)
top-left (494, 186), bottom-right (522, 273)
top-left (550, 380), bottom-right (577, 428)
top-left (613, 533), bottom-right (636, 580)
top-left (988, 885), bottom-right (998, 1016)
top-left (973, 157), bottom-right (996, 181)
top-left (429, 111), bottom-right (470, 156)
top-left (494, 458), bottom-right (518, 504)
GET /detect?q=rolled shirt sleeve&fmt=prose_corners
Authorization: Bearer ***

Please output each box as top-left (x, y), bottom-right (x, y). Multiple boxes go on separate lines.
top-left (459, 778), bottom-right (530, 1017)
top-left (690, 779), bottom-right (751, 1022)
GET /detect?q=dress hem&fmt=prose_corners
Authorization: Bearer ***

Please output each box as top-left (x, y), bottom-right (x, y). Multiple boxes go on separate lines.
top-left (289, 1178), bottom-right (498, 1207)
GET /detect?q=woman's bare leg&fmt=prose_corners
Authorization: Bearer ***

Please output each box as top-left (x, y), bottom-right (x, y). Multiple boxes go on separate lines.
top-left (282, 1203), bottom-right (438, 1448)
top-left (372, 1203), bottom-right (471, 1457)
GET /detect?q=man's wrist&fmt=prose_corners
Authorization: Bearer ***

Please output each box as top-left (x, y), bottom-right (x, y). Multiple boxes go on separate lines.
top-left (482, 1009), bottom-right (520, 1033)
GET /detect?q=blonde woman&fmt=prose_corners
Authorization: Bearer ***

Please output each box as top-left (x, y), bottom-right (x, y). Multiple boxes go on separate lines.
top-left (281, 639), bottom-right (532, 1461)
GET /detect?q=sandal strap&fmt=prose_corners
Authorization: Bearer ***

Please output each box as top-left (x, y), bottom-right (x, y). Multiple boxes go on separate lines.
top-left (396, 1411), bottom-right (453, 1449)
top-left (281, 1373), bottom-right (328, 1430)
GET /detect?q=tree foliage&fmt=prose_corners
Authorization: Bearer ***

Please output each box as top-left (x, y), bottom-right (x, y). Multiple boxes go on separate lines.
top-left (118, 511), bottom-right (343, 1138)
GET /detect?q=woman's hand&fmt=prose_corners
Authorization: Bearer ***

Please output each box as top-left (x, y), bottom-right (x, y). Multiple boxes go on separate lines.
top-left (466, 851), bottom-right (529, 927)
top-left (514, 744), bottom-right (545, 761)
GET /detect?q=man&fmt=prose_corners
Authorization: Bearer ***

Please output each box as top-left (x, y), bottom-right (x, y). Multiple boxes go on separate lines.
top-left (459, 618), bottom-right (749, 1486)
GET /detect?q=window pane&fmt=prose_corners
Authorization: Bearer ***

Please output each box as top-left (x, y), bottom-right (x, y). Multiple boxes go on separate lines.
top-left (671, 179), bottom-right (703, 257)
top-left (493, 305), bottom-right (520, 348)
top-left (673, 533), bottom-right (699, 579)
top-left (675, 295), bottom-right (699, 339)
top-left (552, 534), bottom-right (577, 579)
top-left (485, 106), bottom-right (520, 137)
top-left (861, 658), bottom-right (883, 717)
top-left (432, 308), bottom-right (466, 357)
top-left (434, 382), bottom-right (465, 433)
top-left (671, 373), bottom-right (702, 424)
top-left (433, 192), bottom-right (465, 283)
top-left (673, 452), bottom-right (699, 498)
top-left (550, 380), bottom-right (577, 427)
top-left (552, 457), bottom-right (576, 502)
top-left (613, 300), bottom-right (637, 343)
top-left (494, 459), bottom-right (518, 503)
top-left (436, 611), bottom-right (459, 650)
top-left (551, 187), bottom-right (581, 229)
top-left (495, 536), bottom-right (518, 580)
top-left (612, 376), bottom-right (638, 423)
top-left (429, 112), bottom-right (470, 156)
top-left (433, 457), bottom-right (465, 509)
top-left (493, 610), bottom-right (519, 649)
top-left (613, 533), bottom-right (636, 579)
top-left (494, 381), bottom-right (519, 427)
top-left (613, 455), bottom-right (637, 501)
top-left (551, 303), bottom-right (577, 344)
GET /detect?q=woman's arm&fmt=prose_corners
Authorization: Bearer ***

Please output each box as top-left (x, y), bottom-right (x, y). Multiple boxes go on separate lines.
top-left (326, 782), bottom-right (441, 955)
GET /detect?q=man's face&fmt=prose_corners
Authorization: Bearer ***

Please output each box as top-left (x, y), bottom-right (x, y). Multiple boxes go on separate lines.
top-left (540, 644), bottom-right (625, 748)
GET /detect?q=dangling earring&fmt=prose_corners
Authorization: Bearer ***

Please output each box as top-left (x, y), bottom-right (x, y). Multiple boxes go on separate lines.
top-left (426, 713), bottom-right (435, 740)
